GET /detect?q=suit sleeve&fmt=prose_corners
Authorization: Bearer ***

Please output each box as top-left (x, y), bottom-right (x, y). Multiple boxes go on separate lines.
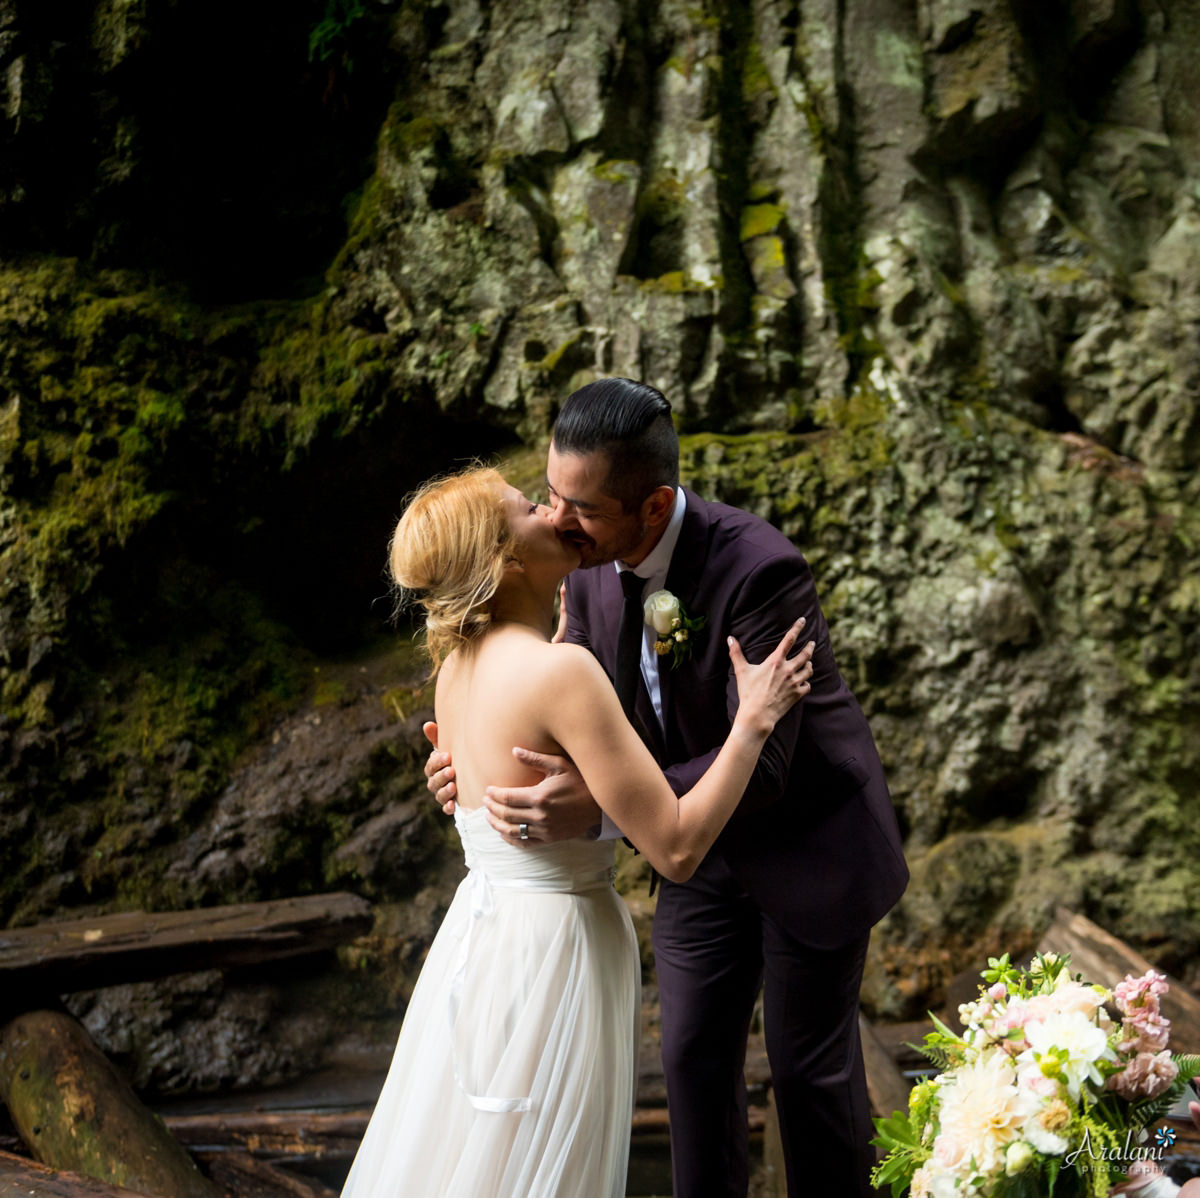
top-left (562, 577), bottom-right (592, 651)
top-left (662, 554), bottom-right (820, 816)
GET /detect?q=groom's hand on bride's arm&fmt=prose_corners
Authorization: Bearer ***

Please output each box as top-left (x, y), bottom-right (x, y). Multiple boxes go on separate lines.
top-left (422, 721), bottom-right (457, 815)
top-left (483, 749), bottom-right (603, 845)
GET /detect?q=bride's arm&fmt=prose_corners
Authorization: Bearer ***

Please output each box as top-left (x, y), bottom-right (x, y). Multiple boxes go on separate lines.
top-left (543, 623), bottom-right (811, 882)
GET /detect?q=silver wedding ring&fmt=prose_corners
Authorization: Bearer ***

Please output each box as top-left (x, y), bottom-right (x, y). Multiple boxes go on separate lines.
top-left (519, 822), bottom-right (530, 841)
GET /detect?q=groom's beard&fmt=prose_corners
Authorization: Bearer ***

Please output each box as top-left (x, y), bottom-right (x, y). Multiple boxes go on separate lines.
top-left (564, 523), bottom-right (647, 570)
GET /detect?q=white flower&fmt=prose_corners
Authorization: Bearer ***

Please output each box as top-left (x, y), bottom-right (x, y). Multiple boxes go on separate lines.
top-left (928, 1167), bottom-right (966, 1198)
top-left (1014, 1076), bottom-right (1071, 1156)
top-left (936, 1049), bottom-right (1025, 1177)
top-left (1005, 1141), bottom-right (1035, 1176)
top-left (644, 589), bottom-right (681, 635)
top-left (1020, 1010), bottom-right (1113, 1102)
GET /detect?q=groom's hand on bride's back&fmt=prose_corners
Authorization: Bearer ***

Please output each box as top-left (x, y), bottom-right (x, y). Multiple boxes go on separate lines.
top-left (484, 749), bottom-right (603, 845)
top-left (423, 721), bottom-right (602, 843)
top-left (422, 721), bottom-right (457, 815)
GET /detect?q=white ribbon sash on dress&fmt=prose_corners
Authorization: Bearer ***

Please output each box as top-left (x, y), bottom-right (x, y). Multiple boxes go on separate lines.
top-left (447, 864), bottom-right (615, 1114)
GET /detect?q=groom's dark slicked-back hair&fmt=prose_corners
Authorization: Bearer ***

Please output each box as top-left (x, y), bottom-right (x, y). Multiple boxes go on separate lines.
top-left (552, 378), bottom-right (679, 512)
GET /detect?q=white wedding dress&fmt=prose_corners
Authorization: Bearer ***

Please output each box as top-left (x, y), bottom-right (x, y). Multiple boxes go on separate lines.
top-left (340, 804), bottom-right (640, 1198)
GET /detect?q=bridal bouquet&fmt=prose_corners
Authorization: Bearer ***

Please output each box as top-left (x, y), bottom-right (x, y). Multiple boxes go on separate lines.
top-left (872, 952), bottom-right (1200, 1198)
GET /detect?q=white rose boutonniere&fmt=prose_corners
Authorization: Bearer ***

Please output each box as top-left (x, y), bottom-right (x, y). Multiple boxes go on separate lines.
top-left (643, 589), bottom-right (707, 669)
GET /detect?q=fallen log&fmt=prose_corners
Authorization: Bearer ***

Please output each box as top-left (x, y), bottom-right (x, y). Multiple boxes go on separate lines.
top-left (0, 1010), bottom-right (219, 1198)
top-left (0, 894), bottom-right (373, 1002)
top-left (1039, 908), bottom-right (1200, 1051)
top-left (0, 1149), bottom-right (151, 1198)
top-left (192, 1152), bottom-right (338, 1198)
top-left (163, 1110), bottom-right (369, 1161)
top-left (628, 1106), bottom-right (766, 1135)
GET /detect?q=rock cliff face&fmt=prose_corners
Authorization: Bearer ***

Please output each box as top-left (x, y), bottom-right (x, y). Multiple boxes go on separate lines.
top-left (2, 0), bottom-right (1198, 1087)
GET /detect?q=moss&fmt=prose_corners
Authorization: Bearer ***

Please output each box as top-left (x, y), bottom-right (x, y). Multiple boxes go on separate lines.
top-left (530, 331), bottom-right (586, 376)
top-left (638, 270), bottom-right (720, 293)
top-left (590, 158), bottom-right (639, 186)
top-left (741, 40), bottom-right (775, 101)
top-left (382, 680), bottom-right (434, 721)
top-left (329, 175), bottom-right (388, 279)
top-left (244, 299), bottom-right (393, 468)
top-left (378, 99), bottom-right (441, 161)
top-left (745, 234), bottom-right (788, 283)
top-left (739, 202), bottom-right (784, 242)
top-left (634, 174), bottom-right (686, 227)
top-left (312, 671), bottom-right (349, 707)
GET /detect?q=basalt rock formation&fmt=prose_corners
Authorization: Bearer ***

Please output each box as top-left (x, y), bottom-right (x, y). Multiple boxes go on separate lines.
top-left (2, 0), bottom-right (1198, 1089)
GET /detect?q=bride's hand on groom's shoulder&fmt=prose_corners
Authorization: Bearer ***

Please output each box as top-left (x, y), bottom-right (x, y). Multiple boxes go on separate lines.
top-left (423, 721), bottom-right (457, 815)
top-left (728, 618), bottom-right (815, 736)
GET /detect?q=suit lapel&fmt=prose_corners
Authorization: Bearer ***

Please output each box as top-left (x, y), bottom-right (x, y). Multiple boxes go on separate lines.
top-left (589, 565), bottom-right (666, 760)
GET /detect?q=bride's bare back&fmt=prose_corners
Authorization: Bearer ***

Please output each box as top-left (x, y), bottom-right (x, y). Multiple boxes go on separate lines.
top-left (434, 625), bottom-right (572, 812)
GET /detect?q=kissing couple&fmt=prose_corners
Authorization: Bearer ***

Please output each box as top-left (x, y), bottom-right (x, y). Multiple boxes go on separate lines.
top-left (340, 378), bottom-right (908, 1198)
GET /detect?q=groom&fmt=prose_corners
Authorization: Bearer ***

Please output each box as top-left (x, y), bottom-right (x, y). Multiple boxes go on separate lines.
top-left (425, 378), bottom-right (908, 1197)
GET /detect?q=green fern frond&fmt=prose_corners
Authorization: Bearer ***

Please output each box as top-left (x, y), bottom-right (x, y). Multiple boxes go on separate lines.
top-left (1173, 1053), bottom-right (1200, 1082)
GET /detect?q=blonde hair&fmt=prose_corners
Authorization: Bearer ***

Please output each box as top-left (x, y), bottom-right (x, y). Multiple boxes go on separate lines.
top-left (388, 466), bottom-right (516, 674)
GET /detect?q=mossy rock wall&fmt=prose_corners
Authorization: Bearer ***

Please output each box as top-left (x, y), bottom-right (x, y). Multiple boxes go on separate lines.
top-left (1, 0), bottom-right (1199, 1088)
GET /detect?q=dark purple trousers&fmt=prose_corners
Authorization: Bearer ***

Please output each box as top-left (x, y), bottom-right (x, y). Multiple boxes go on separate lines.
top-left (651, 854), bottom-right (877, 1198)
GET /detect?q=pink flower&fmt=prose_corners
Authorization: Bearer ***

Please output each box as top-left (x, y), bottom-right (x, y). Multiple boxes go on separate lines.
top-left (1016, 1060), bottom-right (1058, 1099)
top-left (989, 998), bottom-right (1031, 1050)
top-left (988, 983), bottom-right (1008, 1002)
top-left (1119, 1014), bottom-right (1170, 1055)
top-left (1107, 1050), bottom-right (1179, 1100)
top-left (1113, 971), bottom-right (1169, 1019)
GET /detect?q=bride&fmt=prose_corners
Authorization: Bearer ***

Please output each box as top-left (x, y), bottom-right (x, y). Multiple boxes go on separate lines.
top-left (340, 465), bottom-right (813, 1198)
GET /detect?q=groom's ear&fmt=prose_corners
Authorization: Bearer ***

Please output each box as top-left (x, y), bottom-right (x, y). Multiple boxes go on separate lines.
top-left (641, 485), bottom-right (676, 529)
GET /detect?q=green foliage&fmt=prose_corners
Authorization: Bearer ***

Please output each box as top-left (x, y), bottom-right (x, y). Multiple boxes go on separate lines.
top-left (309, 0), bottom-right (367, 66)
top-left (870, 1107), bottom-right (929, 1196)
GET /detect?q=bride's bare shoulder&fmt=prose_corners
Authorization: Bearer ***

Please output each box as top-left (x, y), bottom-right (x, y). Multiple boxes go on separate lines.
top-left (541, 640), bottom-right (610, 689)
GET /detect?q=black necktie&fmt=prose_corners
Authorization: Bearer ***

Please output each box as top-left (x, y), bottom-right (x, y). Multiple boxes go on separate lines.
top-left (615, 570), bottom-right (645, 720)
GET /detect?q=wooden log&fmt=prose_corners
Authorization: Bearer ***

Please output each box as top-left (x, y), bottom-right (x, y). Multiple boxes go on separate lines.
top-left (628, 1106), bottom-right (765, 1135)
top-left (0, 1149), bottom-right (152, 1198)
top-left (0, 1011), bottom-right (219, 1198)
top-left (162, 1111), bottom-right (369, 1161)
top-left (191, 1153), bottom-right (338, 1198)
top-left (0, 894), bottom-right (373, 1001)
top-left (1038, 908), bottom-right (1200, 1052)
top-left (859, 1013), bottom-right (913, 1119)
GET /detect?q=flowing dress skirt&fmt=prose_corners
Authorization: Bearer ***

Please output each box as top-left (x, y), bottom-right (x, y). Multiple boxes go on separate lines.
top-left (340, 806), bottom-right (640, 1198)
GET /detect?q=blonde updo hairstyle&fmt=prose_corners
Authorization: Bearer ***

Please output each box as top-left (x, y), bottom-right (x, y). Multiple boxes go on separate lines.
top-left (389, 466), bottom-right (517, 674)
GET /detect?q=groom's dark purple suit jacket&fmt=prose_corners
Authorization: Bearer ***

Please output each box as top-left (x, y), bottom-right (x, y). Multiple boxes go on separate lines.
top-left (564, 488), bottom-right (908, 950)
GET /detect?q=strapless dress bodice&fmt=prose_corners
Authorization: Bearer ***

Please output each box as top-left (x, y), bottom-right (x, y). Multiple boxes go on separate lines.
top-left (453, 804), bottom-right (616, 892)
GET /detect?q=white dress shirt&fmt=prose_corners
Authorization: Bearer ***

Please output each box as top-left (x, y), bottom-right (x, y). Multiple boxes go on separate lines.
top-left (597, 488), bottom-right (687, 840)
